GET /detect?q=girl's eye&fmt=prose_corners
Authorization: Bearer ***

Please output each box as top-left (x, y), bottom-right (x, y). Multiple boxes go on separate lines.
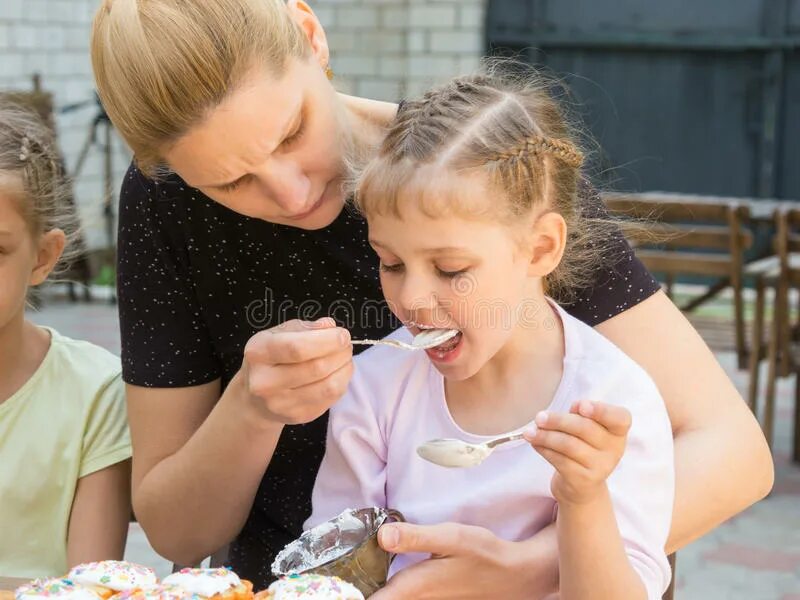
top-left (437, 267), bottom-right (469, 278)
top-left (380, 262), bottom-right (404, 273)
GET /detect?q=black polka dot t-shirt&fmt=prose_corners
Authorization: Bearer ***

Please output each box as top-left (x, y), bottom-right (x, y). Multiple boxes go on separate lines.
top-left (116, 164), bottom-right (659, 587)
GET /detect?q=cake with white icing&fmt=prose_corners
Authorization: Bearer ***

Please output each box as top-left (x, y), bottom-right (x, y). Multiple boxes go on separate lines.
top-left (67, 562), bottom-right (157, 598)
top-left (260, 575), bottom-right (363, 600)
top-left (15, 579), bottom-right (103, 600)
top-left (161, 568), bottom-right (252, 600)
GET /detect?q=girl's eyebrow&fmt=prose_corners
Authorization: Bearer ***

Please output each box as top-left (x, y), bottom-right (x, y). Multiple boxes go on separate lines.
top-left (370, 239), bottom-right (471, 256)
top-left (421, 246), bottom-right (471, 255)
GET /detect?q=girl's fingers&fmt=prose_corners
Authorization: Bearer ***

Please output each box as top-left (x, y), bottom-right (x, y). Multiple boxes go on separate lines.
top-left (532, 409), bottom-right (610, 449)
top-left (576, 401), bottom-right (632, 437)
top-left (534, 445), bottom-right (584, 477)
top-left (528, 428), bottom-right (596, 469)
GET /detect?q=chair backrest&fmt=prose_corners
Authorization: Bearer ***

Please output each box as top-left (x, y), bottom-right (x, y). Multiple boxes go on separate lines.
top-left (603, 192), bottom-right (753, 281)
top-left (775, 207), bottom-right (800, 285)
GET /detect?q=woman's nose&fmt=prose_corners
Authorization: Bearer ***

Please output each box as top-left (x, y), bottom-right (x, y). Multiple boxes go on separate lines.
top-left (255, 159), bottom-right (311, 214)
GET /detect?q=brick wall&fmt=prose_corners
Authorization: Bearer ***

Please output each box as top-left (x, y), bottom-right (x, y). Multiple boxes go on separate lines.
top-left (0, 0), bottom-right (487, 251)
top-left (0, 0), bottom-right (130, 251)
top-left (316, 0), bottom-right (487, 100)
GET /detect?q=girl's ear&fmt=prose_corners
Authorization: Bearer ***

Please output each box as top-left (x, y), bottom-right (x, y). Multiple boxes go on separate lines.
top-left (527, 211), bottom-right (567, 278)
top-left (286, 1), bottom-right (330, 71)
top-left (29, 228), bottom-right (66, 287)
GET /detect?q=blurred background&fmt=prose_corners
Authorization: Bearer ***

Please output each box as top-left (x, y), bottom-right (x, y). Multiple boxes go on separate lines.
top-left (1, 1), bottom-right (799, 598)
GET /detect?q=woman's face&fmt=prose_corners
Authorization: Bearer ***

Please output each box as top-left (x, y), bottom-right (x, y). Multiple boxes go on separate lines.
top-left (163, 57), bottom-right (349, 230)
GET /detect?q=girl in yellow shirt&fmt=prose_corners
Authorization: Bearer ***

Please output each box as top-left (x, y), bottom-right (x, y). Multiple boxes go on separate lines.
top-left (0, 103), bottom-right (132, 578)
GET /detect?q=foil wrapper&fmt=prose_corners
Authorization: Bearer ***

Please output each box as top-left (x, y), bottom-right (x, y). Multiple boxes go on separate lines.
top-left (271, 508), bottom-right (403, 598)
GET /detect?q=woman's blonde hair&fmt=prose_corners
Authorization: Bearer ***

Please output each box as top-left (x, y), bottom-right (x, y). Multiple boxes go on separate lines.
top-left (91, 0), bottom-right (310, 177)
top-left (355, 67), bottom-right (619, 302)
top-left (0, 102), bottom-right (79, 275)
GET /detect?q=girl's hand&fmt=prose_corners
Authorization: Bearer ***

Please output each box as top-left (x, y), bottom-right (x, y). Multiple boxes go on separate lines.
top-left (238, 317), bottom-right (353, 426)
top-left (524, 401), bottom-right (632, 505)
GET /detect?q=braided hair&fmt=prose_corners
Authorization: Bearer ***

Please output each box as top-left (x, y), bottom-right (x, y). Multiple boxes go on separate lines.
top-left (354, 68), bottom-right (618, 303)
top-left (0, 101), bottom-right (79, 275)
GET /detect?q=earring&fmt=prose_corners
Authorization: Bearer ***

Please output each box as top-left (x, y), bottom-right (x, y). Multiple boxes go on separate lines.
top-left (325, 65), bottom-right (334, 80)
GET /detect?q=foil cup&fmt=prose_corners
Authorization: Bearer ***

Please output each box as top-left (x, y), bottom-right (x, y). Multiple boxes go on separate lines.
top-left (271, 507), bottom-right (404, 597)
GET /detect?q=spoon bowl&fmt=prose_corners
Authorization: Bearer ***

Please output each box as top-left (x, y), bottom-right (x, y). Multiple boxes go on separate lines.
top-left (416, 433), bottom-right (526, 468)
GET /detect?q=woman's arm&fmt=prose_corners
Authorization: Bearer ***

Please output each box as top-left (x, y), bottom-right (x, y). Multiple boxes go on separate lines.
top-left (596, 290), bottom-right (774, 550)
top-left (67, 460), bottom-right (132, 567)
top-left (128, 319), bottom-right (353, 566)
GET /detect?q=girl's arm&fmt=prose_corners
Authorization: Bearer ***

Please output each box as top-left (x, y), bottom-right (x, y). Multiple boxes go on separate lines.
top-left (66, 460), bottom-right (132, 567)
top-left (595, 290), bottom-right (774, 550)
top-left (529, 395), bottom-right (672, 600)
top-left (558, 488), bottom-right (646, 600)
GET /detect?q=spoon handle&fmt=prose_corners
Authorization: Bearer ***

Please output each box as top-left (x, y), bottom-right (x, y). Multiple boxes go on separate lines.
top-left (351, 338), bottom-right (416, 350)
top-left (486, 432), bottom-right (526, 449)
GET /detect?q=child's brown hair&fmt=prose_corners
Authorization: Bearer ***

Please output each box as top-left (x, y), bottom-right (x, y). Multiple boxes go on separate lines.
top-left (355, 67), bottom-right (620, 303)
top-left (0, 102), bottom-right (79, 277)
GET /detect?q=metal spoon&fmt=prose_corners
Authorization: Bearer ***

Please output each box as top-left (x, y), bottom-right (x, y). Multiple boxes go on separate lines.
top-left (351, 329), bottom-right (460, 351)
top-left (416, 432), bottom-right (527, 468)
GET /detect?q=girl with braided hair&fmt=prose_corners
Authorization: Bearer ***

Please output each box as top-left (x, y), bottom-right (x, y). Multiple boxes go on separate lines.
top-left (0, 103), bottom-right (131, 577)
top-left (307, 73), bottom-right (674, 599)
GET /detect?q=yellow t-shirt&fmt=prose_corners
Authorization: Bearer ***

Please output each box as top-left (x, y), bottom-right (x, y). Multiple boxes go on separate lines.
top-left (0, 327), bottom-right (131, 579)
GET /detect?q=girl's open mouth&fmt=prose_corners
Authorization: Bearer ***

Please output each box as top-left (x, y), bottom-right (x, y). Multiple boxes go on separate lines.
top-left (425, 331), bottom-right (464, 363)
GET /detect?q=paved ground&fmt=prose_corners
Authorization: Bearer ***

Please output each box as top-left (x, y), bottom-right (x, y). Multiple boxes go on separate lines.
top-left (25, 288), bottom-right (800, 597)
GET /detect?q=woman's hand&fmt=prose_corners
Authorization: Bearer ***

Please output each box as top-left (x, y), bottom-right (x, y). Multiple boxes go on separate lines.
top-left (525, 401), bottom-right (632, 505)
top-left (371, 522), bottom-right (559, 600)
top-left (239, 317), bottom-right (353, 426)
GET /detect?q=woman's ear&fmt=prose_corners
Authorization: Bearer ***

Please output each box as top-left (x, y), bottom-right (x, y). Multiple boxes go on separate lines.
top-left (28, 228), bottom-right (66, 287)
top-left (286, 1), bottom-right (330, 70)
top-left (527, 211), bottom-right (567, 278)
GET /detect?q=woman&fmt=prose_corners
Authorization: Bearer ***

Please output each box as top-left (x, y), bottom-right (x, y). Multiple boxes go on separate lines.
top-left (91, 0), bottom-right (773, 597)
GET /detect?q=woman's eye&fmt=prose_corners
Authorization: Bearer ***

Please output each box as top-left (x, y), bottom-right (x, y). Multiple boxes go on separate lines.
top-left (380, 262), bottom-right (404, 273)
top-left (281, 121), bottom-right (306, 148)
top-left (220, 177), bottom-right (246, 193)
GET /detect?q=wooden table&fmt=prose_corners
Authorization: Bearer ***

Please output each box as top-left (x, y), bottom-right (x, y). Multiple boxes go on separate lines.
top-left (0, 576), bottom-right (29, 592)
top-left (602, 190), bottom-right (799, 221)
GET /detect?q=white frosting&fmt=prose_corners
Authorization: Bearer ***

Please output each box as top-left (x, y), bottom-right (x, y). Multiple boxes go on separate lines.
top-left (162, 569), bottom-right (242, 597)
top-left (67, 561), bottom-right (158, 591)
top-left (15, 579), bottom-right (103, 600)
top-left (416, 438), bottom-right (492, 468)
top-left (267, 575), bottom-right (364, 599)
top-left (411, 329), bottom-right (459, 349)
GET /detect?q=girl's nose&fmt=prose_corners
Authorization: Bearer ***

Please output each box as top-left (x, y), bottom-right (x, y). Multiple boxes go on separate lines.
top-left (398, 275), bottom-right (439, 314)
top-left (255, 159), bottom-right (311, 214)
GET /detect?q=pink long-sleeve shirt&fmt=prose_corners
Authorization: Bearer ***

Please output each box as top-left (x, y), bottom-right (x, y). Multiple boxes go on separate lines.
top-left (307, 303), bottom-right (675, 599)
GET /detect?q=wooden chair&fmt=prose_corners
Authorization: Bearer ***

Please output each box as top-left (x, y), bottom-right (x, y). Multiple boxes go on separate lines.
top-left (747, 207), bottom-right (800, 461)
top-left (0, 74), bottom-right (93, 302)
top-left (603, 192), bottom-right (754, 368)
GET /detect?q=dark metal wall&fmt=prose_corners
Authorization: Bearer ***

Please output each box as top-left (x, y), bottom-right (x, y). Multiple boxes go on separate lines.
top-left (487, 0), bottom-right (799, 199)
